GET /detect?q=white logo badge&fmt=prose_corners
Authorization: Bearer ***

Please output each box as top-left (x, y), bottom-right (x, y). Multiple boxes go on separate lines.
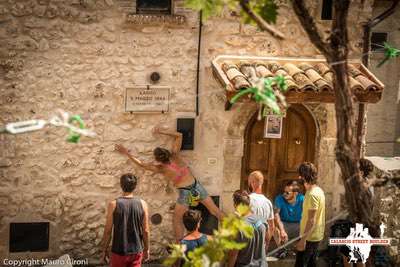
top-left (329, 223), bottom-right (390, 263)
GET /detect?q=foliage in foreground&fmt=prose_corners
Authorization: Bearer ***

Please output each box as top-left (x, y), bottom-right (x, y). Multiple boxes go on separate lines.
top-left (230, 75), bottom-right (288, 118)
top-left (163, 205), bottom-right (254, 267)
top-left (185, 0), bottom-right (279, 23)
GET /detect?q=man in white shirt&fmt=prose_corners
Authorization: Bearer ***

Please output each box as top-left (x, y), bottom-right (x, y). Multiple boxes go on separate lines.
top-left (248, 170), bottom-right (275, 250)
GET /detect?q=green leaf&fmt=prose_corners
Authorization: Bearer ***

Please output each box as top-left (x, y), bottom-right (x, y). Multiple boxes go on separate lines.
top-left (230, 87), bottom-right (256, 103)
top-left (378, 43), bottom-right (400, 67)
top-left (185, 0), bottom-right (226, 20)
top-left (184, 0), bottom-right (205, 10)
top-left (258, 1), bottom-right (279, 24)
top-left (274, 75), bottom-right (288, 91)
top-left (236, 204), bottom-right (250, 216)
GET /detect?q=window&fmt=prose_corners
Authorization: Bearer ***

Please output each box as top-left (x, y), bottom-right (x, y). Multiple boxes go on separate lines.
top-left (321, 0), bottom-right (333, 20)
top-left (9, 222), bottom-right (49, 252)
top-left (136, 0), bottom-right (172, 14)
top-left (371, 32), bottom-right (388, 52)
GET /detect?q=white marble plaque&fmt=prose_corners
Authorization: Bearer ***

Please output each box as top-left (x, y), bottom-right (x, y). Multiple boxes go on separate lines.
top-left (125, 86), bottom-right (170, 113)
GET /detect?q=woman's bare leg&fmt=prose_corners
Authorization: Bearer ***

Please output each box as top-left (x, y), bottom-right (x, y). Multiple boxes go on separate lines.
top-left (201, 196), bottom-right (225, 220)
top-left (173, 203), bottom-right (188, 243)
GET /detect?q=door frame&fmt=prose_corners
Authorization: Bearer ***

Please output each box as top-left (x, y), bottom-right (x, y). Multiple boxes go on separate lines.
top-left (240, 104), bottom-right (319, 198)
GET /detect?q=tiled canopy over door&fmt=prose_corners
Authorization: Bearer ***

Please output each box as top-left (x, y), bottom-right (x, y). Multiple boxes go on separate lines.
top-left (212, 56), bottom-right (385, 105)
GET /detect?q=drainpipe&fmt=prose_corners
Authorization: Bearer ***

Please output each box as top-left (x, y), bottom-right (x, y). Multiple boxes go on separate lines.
top-left (195, 10), bottom-right (203, 116)
top-left (357, 0), bottom-right (399, 156)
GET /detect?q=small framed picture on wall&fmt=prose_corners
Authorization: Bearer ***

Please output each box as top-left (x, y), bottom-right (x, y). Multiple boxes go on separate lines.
top-left (264, 115), bottom-right (283, 138)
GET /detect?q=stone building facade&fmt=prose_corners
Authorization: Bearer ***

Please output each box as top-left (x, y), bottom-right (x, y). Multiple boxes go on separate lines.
top-left (366, 0), bottom-right (400, 157)
top-left (0, 0), bottom-right (390, 264)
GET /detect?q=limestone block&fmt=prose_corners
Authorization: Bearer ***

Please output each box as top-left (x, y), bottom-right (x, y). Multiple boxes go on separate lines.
top-left (58, 5), bottom-right (80, 19)
top-left (45, 4), bottom-right (59, 19)
top-left (98, 66), bottom-right (120, 80)
top-left (87, 221), bottom-right (102, 229)
top-left (223, 138), bottom-right (244, 157)
top-left (0, 7), bottom-right (10, 23)
top-left (102, 31), bottom-right (116, 43)
top-left (33, 4), bottom-right (47, 17)
top-left (10, 2), bottom-right (33, 17)
top-left (95, 175), bottom-right (118, 188)
top-left (78, 12), bottom-right (99, 24)
top-left (73, 222), bottom-right (86, 231)
top-left (80, 0), bottom-right (97, 9)
top-left (60, 243), bottom-right (74, 252)
top-left (38, 38), bottom-right (49, 51)
top-left (105, 0), bottom-right (114, 7)
top-left (78, 229), bottom-right (96, 241)
top-left (380, 196), bottom-right (394, 212)
top-left (61, 234), bottom-right (76, 243)
top-left (81, 157), bottom-right (98, 170)
top-left (0, 158), bottom-right (12, 167)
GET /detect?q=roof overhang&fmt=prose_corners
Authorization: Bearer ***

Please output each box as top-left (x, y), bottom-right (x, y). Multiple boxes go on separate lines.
top-left (211, 55), bottom-right (385, 107)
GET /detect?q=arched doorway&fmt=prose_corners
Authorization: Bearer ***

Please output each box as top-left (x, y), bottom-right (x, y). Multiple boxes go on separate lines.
top-left (241, 104), bottom-right (317, 199)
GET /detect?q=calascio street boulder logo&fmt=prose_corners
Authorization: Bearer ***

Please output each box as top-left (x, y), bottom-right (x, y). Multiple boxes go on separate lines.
top-left (329, 223), bottom-right (390, 263)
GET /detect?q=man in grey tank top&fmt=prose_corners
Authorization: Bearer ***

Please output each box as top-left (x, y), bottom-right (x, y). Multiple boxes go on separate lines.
top-left (101, 174), bottom-right (150, 267)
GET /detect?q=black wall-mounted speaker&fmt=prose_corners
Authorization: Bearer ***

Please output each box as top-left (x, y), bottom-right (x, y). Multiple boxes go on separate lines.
top-left (177, 118), bottom-right (195, 150)
top-left (10, 222), bottom-right (49, 252)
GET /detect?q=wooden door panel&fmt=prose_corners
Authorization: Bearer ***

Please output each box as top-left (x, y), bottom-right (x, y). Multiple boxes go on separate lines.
top-left (248, 143), bottom-right (269, 171)
top-left (284, 110), bottom-right (308, 172)
top-left (248, 118), bottom-right (270, 172)
top-left (275, 106), bottom-right (316, 197)
top-left (242, 104), bottom-right (316, 200)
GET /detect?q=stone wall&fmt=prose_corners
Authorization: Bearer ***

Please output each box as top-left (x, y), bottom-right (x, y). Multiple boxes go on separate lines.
top-left (0, 0), bottom-right (374, 263)
top-left (368, 158), bottom-right (400, 264)
top-left (366, 1), bottom-right (400, 157)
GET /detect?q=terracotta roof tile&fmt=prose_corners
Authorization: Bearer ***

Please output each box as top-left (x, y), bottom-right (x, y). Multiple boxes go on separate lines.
top-left (212, 56), bottom-right (384, 103)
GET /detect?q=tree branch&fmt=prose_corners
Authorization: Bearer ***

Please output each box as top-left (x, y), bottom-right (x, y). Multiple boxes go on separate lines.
top-left (239, 0), bottom-right (285, 40)
top-left (369, 177), bottom-right (389, 187)
top-left (290, 0), bottom-right (331, 58)
top-left (330, 0), bottom-right (350, 58)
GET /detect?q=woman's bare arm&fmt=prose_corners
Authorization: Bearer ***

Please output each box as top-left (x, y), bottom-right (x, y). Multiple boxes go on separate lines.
top-left (141, 200), bottom-right (150, 262)
top-left (153, 128), bottom-right (183, 154)
top-left (115, 144), bottom-right (160, 173)
top-left (101, 200), bottom-right (116, 263)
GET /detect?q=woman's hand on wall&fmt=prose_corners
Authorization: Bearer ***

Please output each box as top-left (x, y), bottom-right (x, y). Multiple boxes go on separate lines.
top-left (115, 144), bottom-right (129, 155)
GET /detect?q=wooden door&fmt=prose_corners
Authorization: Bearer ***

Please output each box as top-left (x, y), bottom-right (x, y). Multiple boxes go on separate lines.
top-left (241, 104), bottom-right (316, 199)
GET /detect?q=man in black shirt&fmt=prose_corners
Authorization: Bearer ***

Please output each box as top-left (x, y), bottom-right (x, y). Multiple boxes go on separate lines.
top-left (101, 174), bottom-right (150, 267)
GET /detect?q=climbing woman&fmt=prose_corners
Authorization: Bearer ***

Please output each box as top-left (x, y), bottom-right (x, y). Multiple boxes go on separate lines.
top-left (115, 127), bottom-right (224, 242)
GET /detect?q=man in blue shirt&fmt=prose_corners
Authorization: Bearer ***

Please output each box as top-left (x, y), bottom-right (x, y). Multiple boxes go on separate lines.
top-left (274, 180), bottom-right (304, 247)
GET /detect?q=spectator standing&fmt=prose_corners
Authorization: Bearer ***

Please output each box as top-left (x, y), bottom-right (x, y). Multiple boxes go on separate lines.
top-left (228, 190), bottom-right (268, 267)
top-left (295, 162), bottom-right (325, 267)
top-left (101, 174), bottom-right (150, 267)
top-left (247, 171), bottom-right (275, 250)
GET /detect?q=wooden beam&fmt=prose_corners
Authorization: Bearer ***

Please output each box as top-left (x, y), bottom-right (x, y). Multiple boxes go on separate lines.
top-left (225, 90), bottom-right (382, 105)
